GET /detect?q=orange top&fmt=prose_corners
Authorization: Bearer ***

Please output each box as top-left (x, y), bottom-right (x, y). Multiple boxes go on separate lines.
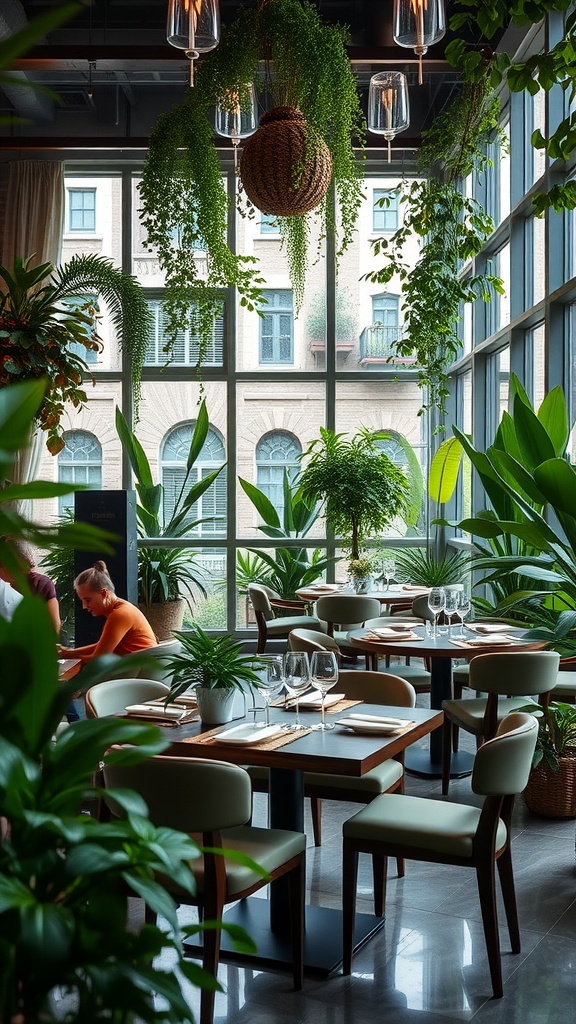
top-left (95, 600), bottom-right (157, 656)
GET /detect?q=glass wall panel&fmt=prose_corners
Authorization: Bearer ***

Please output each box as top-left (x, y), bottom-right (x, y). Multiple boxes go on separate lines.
top-left (528, 322), bottom-right (546, 406)
top-left (531, 215), bottom-right (546, 306)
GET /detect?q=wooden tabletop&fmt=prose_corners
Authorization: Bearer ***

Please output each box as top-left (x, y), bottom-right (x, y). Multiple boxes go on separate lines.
top-left (58, 657), bottom-right (82, 681)
top-left (346, 625), bottom-right (545, 660)
top-left (162, 703), bottom-right (443, 777)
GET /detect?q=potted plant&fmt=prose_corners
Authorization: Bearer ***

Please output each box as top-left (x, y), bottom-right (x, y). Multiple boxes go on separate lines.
top-left (391, 547), bottom-right (471, 588)
top-left (521, 701), bottom-right (576, 819)
top-left (0, 254), bottom-right (153, 454)
top-left (116, 401), bottom-right (224, 640)
top-left (298, 426), bottom-right (410, 560)
top-left (347, 556), bottom-right (374, 594)
top-left (167, 623), bottom-right (262, 725)
top-left (139, 0), bottom-right (364, 362)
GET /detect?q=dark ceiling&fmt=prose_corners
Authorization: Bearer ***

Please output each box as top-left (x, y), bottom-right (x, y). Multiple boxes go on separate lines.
top-left (0, 0), bottom-right (499, 154)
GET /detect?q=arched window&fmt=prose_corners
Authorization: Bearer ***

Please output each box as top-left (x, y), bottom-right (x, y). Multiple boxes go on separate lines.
top-left (58, 430), bottom-right (102, 514)
top-left (256, 432), bottom-right (301, 519)
top-left (161, 423), bottom-right (226, 536)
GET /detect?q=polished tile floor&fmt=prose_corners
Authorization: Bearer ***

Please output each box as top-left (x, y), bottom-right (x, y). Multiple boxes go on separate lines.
top-left (147, 695), bottom-right (576, 1023)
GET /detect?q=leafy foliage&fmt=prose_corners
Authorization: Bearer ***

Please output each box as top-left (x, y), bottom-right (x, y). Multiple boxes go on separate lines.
top-left (238, 471), bottom-right (337, 598)
top-left (299, 427), bottom-right (409, 560)
top-left (0, 254), bottom-right (153, 453)
top-left (39, 508), bottom-right (76, 643)
top-left (365, 72), bottom-right (503, 419)
top-left (139, 0), bottom-right (365, 358)
top-left (116, 401), bottom-right (224, 607)
top-left (392, 547), bottom-right (471, 587)
top-left (167, 623), bottom-right (262, 693)
top-left (518, 700), bottom-right (576, 771)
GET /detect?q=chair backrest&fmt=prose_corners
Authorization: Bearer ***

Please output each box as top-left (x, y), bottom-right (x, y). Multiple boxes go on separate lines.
top-left (411, 595), bottom-right (434, 622)
top-left (134, 639), bottom-right (183, 681)
top-left (85, 677), bottom-right (170, 718)
top-left (315, 595), bottom-right (381, 630)
top-left (248, 583), bottom-right (275, 621)
top-left (337, 669), bottom-right (416, 707)
top-left (472, 712), bottom-right (538, 796)
top-left (103, 755), bottom-right (252, 833)
top-left (469, 650), bottom-right (560, 698)
top-left (288, 628), bottom-right (340, 659)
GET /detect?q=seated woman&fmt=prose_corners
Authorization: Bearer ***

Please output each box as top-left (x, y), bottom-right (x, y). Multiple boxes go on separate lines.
top-left (59, 560), bottom-right (157, 663)
top-left (0, 538), bottom-right (61, 634)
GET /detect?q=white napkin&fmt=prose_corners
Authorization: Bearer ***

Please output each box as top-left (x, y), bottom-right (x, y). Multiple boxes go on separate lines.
top-left (124, 703), bottom-right (187, 719)
top-left (344, 712), bottom-right (406, 727)
top-left (296, 691), bottom-right (345, 708)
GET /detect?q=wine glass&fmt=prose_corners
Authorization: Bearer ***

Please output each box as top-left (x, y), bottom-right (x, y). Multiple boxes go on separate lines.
top-left (254, 655), bottom-right (284, 728)
top-left (310, 651), bottom-right (339, 731)
top-left (456, 590), bottom-right (471, 637)
top-left (283, 651), bottom-right (311, 731)
top-left (382, 558), bottom-right (396, 591)
top-left (443, 588), bottom-right (460, 637)
top-left (428, 587), bottom-right (446, 640)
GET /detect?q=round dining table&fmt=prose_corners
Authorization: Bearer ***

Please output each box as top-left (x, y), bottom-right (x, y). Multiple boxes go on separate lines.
top-left (296, 583), bottom-right (429, 611)
top-left (346, 625), bottom-right (545, 778)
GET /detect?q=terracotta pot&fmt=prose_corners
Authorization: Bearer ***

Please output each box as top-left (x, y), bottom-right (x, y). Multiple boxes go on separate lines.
top-left (240, 106), bottom-right (332, 217)
top-left (139, 598), bottom-right (185, 641)
top-left (523, 755), bottom-right (576, 819)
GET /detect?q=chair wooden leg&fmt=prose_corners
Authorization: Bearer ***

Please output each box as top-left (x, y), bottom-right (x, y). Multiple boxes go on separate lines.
top-left (372, 852), bottom-right (389, 916)
top-left (288, 855), bottom-right (306, 991)
top-left (496, 848), bottom-right (520, 953)
top-left (396, 855), bottom-right (405, 879)
top-left (310, 796), bottom-right (322, 847)
top-left (452, 681), bottom-right (463, 753)
top-left (200, 918), bottom-right (222, 1024)
top-left (476, 861), bottom-right (503, 998)
top-left (441, 715), bottom-right (452, 796)
top-left (342, 839), bottom-right (359, 975)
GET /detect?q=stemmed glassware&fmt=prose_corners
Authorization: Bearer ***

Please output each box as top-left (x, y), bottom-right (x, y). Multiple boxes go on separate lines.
top-left (254, 654), bottom-right (284, 728)
top-left (443, 588), bottom-right (460, 638)
top-left (428, 586), bottom-right (446, 639)
top-left (283, 651), bottom-right (311, 731)
top-left (455, 590), bottom-right (471, 637)
top-left (310, 650), bottom-right (339, 731)
top-left (382, 558), bottom-right (396, 591)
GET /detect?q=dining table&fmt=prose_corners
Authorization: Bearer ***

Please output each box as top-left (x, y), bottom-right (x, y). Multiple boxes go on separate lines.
top-left (152, 700), bottom-right (443, 976)
top-left (346, 625), bottom-right (546, 779)
top-left (58, 657), bottom-right (82, 681)
top-left (296, 583), bottom-right (429, 612)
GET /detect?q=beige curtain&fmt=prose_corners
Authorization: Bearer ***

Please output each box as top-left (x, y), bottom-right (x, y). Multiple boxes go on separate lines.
top-left (1, 160), bottom-right (64, 269)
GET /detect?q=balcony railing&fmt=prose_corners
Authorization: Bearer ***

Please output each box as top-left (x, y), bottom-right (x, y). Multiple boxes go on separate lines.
top-left (359, 325), bottom-right (415, 365)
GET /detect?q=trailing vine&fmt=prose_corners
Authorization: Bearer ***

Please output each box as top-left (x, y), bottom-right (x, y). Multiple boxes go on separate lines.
top-left (365, 70), bottom-right (503, 420)
top-left (138, 0), bottom-right (365, 367)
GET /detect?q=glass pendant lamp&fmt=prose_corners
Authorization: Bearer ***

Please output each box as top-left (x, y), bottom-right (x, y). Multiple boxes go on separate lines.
top-left (393, 0), bottom-right (446, 85)
top-left (368, 71), bottom-right (410, 164)
top-left (167, 0), bottom-right (221, 86)
top-left (215, 84), bottom-right (258, 169)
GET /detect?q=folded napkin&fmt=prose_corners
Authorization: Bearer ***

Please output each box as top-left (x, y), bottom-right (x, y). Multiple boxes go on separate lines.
top-left (124, 703), bottom-right (188, 719)
top-left (402, 584), bottom-right (429, 592)
top-left (344, 712), bottom-right (407, 727)
top-left (466, 623), bottom-right (516, 635)
top-left (295, 691), bottom-right (345, 709)
top-left (450, 636), bottom-right (518, 649)
top-left (359, 629), bottom-right (422, 642)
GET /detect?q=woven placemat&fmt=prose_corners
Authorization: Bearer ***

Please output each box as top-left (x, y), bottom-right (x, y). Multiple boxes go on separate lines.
top-left (272, 697), bottom-right (362, 715)
top-left (180, 725), bottom-right (312, 751)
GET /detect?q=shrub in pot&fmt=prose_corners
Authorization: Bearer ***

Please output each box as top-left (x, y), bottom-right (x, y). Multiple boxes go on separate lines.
top-left (520, 700), bottom-right (576, 819)
top-left (167, 624), bottom-right (261, 725)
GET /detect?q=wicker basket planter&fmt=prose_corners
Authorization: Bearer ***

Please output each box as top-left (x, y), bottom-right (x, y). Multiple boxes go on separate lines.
top-left (523, 754), bottom-right (576, 819)
top-left (139, 598), bottom-right (185, 642)
top-left (240, 106), bottom-right (332, 217)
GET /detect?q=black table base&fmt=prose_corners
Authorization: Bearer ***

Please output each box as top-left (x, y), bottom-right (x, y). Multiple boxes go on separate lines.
top-left (405, 747), bottom-right (474, 779)
top-left (182, 897), bottom-right (385, 977)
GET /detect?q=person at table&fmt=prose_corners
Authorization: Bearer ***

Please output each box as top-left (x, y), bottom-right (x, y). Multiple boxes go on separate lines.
top-left (0, 538), bottom-right (61, 634)
top-left (58, 560), bottom-right (157, 663)
top-left (0, 577), bottom-right (22, 621)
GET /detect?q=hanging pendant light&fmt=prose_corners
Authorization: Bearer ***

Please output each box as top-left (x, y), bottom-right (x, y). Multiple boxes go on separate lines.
top-left (215, 84), bottom-right (258, 169)
top-left (393, 0), bottom-right (446, 85)
top-left (368, 71), bottom-right (410, 164)
top-left (167, 0), bottom-right (221, 86)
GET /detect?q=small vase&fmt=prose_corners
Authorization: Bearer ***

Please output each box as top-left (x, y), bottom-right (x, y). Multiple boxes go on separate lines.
top-left (352, 577), bottom-right (370, 594)
top-left (196, 686), bottom-right (236, 726)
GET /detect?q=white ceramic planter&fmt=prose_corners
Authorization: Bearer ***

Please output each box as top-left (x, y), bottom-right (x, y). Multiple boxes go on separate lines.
top-left (196, 686), bottom-right (236, 725)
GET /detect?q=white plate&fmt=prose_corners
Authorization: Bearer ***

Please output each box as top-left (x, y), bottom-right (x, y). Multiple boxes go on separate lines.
top-left (296, 691), bottom-right (345, 709)
top-left (213, 723), bottom-right (285, 745)
top-left (337, 717), bottom-right (411, 735)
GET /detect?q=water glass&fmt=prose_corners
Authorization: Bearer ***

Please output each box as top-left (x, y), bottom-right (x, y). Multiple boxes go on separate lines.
top-left (443, 589), bottom-right (460, 637)
top-left (456, 591), bottom-right (471, 637)
top-left (254, 654), bottom-right (284, 727)
top-left (428, 587), bottom-right (446, 640)
top-left (283, 651), bottom-right (311, 731)
top-left (310, 650), bottom-right (339, 731)
top-left (382, 558), bottom-right (396, 591)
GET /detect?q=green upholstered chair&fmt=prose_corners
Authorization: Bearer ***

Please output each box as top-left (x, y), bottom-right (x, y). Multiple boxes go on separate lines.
top-left (288, 627), bottom-right (341, 661)
top-left (441, 650), bottom-right (559, 795)
top-left (342, 712), bottom-right (538, 998)
top-left (315, 594), bottom-right (382, 668)
top-left (103, 755), bottom-right (305, 1024)
top-left (85, 677), bottom-right (170, 718)
top-left (248, 583), bottom-right (324, 653)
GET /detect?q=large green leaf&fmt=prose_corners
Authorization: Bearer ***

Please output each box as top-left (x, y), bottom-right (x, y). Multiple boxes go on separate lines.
top-left (115, 406), bottom-right (153, 487)
top-left (428, 436), bottom-right (464, 504)
top-left (0, 378), bottom-right (46, 465)
top-left (537, 385), bottom-right (570, 456)
top-left (487, 449), bottom-right (547, 506)
top-left (186, 398), bottom-right (209, 470)
top-left (239, 476), bottom-right (281, 528)
top-left (512, 393), bottom-right (556, 471)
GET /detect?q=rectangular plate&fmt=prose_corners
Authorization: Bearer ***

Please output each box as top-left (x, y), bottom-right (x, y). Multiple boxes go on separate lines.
top-left (213, 723), bottom-right (285, 745)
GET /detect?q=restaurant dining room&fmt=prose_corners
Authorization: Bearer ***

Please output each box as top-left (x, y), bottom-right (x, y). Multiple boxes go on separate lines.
top-left (1, 1), bottom-right (576, 1022)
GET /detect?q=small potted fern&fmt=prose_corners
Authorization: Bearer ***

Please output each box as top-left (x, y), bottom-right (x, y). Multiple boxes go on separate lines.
top-left (167, 624), bottom-right (262, 725)
top-left (522, 701), bottom-right (576, 819)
